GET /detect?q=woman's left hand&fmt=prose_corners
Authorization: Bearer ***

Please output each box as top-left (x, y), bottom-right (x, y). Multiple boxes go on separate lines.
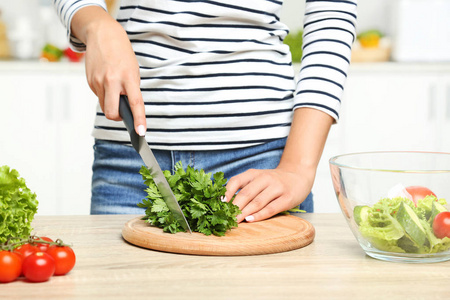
top-left (225, 107), bottom-right (334, 223)
top-left (224, 166), bottom-right (314, 223)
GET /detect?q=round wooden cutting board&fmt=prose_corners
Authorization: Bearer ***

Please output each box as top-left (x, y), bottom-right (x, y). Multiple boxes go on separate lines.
top-left (122, 215), bottom-right (315, 256)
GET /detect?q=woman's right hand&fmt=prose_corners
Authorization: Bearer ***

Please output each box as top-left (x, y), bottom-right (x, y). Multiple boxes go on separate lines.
top-left (71, 6), bottom-right (147, 136)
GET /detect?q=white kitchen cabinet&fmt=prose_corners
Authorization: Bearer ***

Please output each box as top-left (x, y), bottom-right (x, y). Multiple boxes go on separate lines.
top-left (339, 64), bottom-right (450, 153)
top-left (434, 73), bottom-right (450, 152)
top-left (340, 68), bottom-right (439, 153)
top-left (0, 62), bottom-right (97, 215)
top-left (311, 126), bottom-right (342, 213)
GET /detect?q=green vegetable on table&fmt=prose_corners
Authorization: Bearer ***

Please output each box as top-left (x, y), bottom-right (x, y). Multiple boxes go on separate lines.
top-left (0, 166), bottom-right (38, 244)
top-left (354, 196), bottom-right (450, 254)
top-left (138, 162), bottom-right (241, 236)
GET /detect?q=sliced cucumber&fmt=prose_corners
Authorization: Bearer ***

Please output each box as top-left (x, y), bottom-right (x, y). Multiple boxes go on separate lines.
top-left (396, 202), bottom-right (428, 246)
top-left (397, 235), bottom-right (420, 253)
top-left (354, 205), bottom-right (371, 226)
top-left (429, 201), bottom-right (447, 224)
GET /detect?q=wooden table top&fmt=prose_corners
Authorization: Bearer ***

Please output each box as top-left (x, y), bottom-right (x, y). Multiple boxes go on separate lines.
top-left (2, 214), bottom-right (449, 299)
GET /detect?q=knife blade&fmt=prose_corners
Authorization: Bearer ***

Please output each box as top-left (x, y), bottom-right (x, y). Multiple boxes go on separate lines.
top-left (118, 95), bottom-right (192, 233)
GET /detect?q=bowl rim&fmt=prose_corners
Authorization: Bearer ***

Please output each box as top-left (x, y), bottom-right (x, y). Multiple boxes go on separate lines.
top-left (329, 150), bottom-right (450, 173)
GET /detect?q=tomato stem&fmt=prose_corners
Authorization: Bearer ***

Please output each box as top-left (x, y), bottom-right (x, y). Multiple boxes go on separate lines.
top-left (0, 235), bottom-right (72, 250)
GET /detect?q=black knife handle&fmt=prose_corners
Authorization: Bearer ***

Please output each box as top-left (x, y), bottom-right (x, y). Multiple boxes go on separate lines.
top-left (118, 95), bottom-right (141, 152)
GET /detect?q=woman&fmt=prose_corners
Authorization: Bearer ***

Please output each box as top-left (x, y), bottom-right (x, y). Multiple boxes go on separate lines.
top-left (54, 0), bottom-right (357, 222)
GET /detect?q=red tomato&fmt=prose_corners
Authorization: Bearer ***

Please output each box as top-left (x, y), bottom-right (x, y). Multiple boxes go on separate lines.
top-left (14, 243), bottom-right (39, 259)
top-left (433, 212), bottom-right (450, 239)
top-left (33, 236), bottom-right (54, 252)
top-left (0, 251), bottom-right (22, 283)
top-left (22, 252), bottom-right (55, 282)
top-left (405, 186), bottom-right (437, 205)
top-left (46, 246), bottom-right (76, 275)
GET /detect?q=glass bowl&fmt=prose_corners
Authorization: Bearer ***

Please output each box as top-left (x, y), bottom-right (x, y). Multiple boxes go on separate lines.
top-left (329, 151), bottom-right (450, 263)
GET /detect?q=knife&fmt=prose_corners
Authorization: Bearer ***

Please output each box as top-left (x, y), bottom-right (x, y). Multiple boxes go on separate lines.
top-left (118, 95), bottom-right (192, 233)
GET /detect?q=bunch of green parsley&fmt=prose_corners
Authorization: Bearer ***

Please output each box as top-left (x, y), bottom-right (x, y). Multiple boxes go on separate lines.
top-left (138, 162), bottom-right (241, 236)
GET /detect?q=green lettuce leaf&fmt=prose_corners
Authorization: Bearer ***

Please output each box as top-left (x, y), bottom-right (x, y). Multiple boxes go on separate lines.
top-left (359, 212), bottom-right (405, 252)
top-left (0, 166), bottom-right (38, 243)
top-left (416, 195), bottom-right (447, 221)
top-left (371, 197), bottom-right (415, 219)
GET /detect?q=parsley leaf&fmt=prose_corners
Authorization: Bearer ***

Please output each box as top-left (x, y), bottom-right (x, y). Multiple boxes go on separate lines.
top-left (138, 162), bottom-right (241, 236)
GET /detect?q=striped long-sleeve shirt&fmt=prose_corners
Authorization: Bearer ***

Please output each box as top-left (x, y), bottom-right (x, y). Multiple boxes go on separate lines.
top-left (54, 0), bottom-right (357, 150)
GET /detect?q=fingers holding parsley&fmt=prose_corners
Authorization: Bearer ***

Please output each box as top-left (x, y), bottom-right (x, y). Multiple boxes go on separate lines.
top-left (138, 162), bottom-right (310, 235)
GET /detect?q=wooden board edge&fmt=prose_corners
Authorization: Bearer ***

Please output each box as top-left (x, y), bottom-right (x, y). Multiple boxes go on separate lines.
top-left (122, 215), bottom-right (315, 256)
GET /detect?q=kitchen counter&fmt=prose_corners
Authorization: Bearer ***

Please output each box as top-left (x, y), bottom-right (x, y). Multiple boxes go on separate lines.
top-left (2, 214), bottom-right (449, 299)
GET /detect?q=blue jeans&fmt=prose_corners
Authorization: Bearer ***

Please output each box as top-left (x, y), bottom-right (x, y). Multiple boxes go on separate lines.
top-left (91, 138), bottom-right (314, 214)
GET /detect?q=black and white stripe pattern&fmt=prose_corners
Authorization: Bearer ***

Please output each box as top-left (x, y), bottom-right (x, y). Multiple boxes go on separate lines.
top-left (294, 0), bottom-right (357, 119)
top-left (54, 0), bottom-right (357, 150)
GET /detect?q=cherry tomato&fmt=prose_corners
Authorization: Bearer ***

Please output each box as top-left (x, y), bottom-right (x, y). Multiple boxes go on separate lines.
top-left (46, 246), bottom-right (76, 275)
top-left (433, 211), bottom-right (450, 239)
top-left (14, 243), bottom-right (39, 259)
top-left (22, 252), bottom-right (55, 282)
top-left (0, 251), bottom-right (22, 283)
top-left (33, 237), bottom-right (54, 252)
top-left (405, 186), bottom-right (437, 205)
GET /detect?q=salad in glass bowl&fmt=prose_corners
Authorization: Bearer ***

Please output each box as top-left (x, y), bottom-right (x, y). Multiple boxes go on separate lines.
top-left (329, 151), bottom-right (450, 263)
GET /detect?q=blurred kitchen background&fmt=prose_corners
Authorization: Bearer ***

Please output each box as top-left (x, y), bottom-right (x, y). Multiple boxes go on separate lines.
top-left (0, 0), bottom-right (449, 215)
